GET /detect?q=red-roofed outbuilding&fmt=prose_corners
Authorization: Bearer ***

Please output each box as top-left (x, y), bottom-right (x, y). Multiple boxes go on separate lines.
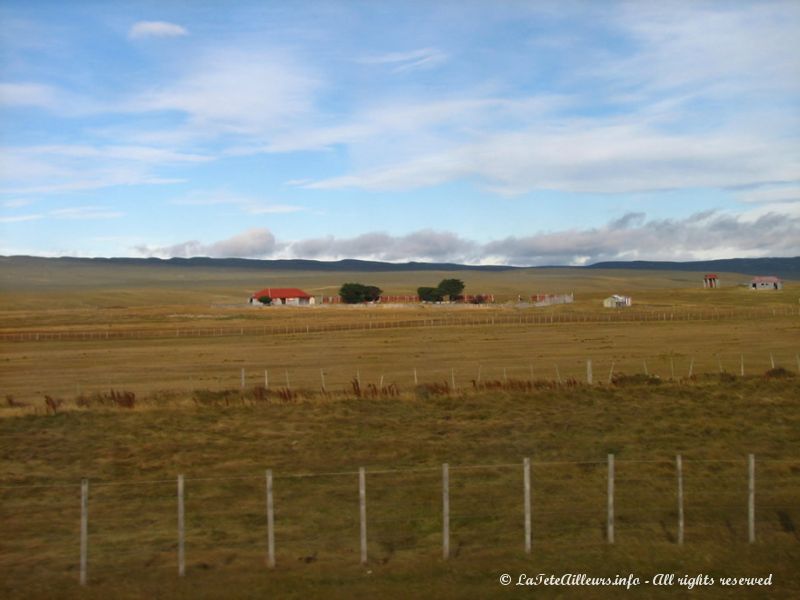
top-left (250, 288), bottom-right (315, 306)
top-left (703, 273), bottom-right (719, 288)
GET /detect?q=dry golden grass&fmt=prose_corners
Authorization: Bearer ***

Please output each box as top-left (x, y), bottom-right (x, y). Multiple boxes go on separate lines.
top-left (1, 260), bottom-right (798, 598)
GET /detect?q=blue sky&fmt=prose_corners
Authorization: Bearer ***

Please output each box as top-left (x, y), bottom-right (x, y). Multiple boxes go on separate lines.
top-left (1, 0), bottom-right (799, 265)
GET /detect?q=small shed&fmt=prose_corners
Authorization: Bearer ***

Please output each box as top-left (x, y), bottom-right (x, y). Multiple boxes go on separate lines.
top-left (703, 274), bottom-right (719, 288)
top-left (250, 288), bottom-right (315, 306)
top-left (603, 294), bottom-right (632, 308)
top-left (750, 276), bottom-right (783, 291)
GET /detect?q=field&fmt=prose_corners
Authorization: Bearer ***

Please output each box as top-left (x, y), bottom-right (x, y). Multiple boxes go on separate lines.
top-left (1, 258), bottom-right (799, 598)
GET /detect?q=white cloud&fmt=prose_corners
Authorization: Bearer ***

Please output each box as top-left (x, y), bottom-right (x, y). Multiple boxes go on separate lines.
top-left (2, 199), bottom-right (33, 208)
top-left (127, 49), bottom-right (318, 137)
top-left (50, 206), bottom-right (124, 220)
top-left (137, 228), bottom-right (278, 258)
top-left (358, 47), bottom-right (448, 72)
top-left (0, 83), bottom-right (58, 109)
top-left (0, 144), bottom-right (202, 195)
top-left (0, 213), bottom-right (42, 224)
top-left (128, 21), bottom-right (188, 40)
top-left (171, 191), bottom-right (304, 215)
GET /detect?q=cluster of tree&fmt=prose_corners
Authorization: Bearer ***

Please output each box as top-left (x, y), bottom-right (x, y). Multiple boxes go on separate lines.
top-left (339, 282), bottom-right (382, 304)
top-left (418, 278), bottom-right (465, 302)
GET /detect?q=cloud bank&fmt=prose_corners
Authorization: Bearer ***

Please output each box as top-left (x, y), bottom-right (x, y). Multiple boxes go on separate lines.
top-left (136, 211), bottom-right (800, 265)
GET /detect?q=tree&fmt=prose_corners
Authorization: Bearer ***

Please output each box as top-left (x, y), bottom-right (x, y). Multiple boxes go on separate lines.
top-left (257, 296), bottom-right (272, 305)
top-left (437, 278), bottom-right (465, 301)
top-left (339, 282), bottom-right (383, 304)
top-left (417, 286), bottom-right (444, 302)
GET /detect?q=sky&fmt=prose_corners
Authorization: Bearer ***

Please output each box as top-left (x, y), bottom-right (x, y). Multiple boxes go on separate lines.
top-left (1, 0), bottom-right (799, 266)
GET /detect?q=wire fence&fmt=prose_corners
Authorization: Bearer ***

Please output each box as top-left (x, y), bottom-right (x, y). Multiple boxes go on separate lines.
top-left (1, 305), bottom-right (798, 343)
top-left (1, 456), bottom-right (798, 585)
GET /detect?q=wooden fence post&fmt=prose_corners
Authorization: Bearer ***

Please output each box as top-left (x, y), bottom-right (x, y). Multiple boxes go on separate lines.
top-left (608, 361), bottom-right (615, 384)
top-left (80, 478), bottom-right (88, 586)
top-left (178, 474), bottom-right (185, 577)
top-left (264, 369), bottom-right (269, 389)
top-left (442, 463), bottom-right (450, 560)
top-left (451, 368), bottom-right (456, 390)
top-left (770, 354), bottom-right (775, 370)
top-left (586, 359), bottom-right (593, 385)
top-left (740, 354), bottom-right (745, 377)
top-left (320, 369), bottom-right (326, 392)
top-left (688, 357), bottom-right (694, 378)
top-left (607, 454), bottom-right (614, 544)
top-left (523, 458), bottom-right (531, 553)
top-left (266, 469), bottom-right (275, 568)
top-left (676, 455), bottom-right (684, 545)
top-left (748, 454), bottom-right (756, 543)
top-left (241, 368), bottom-right (245, 389)
top-left (359, 467), bottom-right (367, 565)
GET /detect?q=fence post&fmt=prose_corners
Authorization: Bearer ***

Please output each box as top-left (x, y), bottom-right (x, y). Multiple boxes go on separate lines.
top-left (608, 361), bottom-right (615, 384)
top-left (264, 369), bottom-right (269, 389)
top-left (442, 463), bottom-right (450, 560)
top-left (676, 455), bottom-right (684, 545)
top-left (359, 467), bottom-right (367, 565)
top-left (688, 357), bottom-right (694, 378)
top-left (320, 369), bottom-right (326, 392)
top-left (741, 354), bottom-right (745, 377)
top-left (770, 354), bottom-right (775, 370)
top-left (80, 478), bottom-right (88, 586)
top-left (748, 454), bottom-right (756, 543)
top-left (586, 359), bottom-right (593, 385)
top-left (178, 474), bottom-right (185, 576)
top-left (241, 368), bottom-right (245, 389)
top-left (607, 454), bottom-right (614, 544)
top-left (266, 469), bottom-right (275, 568)
top-left (451, 368), bottom-right (456, 390)
top-left (523, 458), bottom-right (531, 553)
top-left (413, 368), bottom-right (418, 385)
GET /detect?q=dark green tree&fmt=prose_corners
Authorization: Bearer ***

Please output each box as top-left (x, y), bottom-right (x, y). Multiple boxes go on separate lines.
top-left (417, 286), bottom-right (444, 302)
top-left (437, 278), bottom-right (465, 301)
top-left (339, 283), bottom-right (383, 303)
top-left (257, 296), bottom-right (272, 305)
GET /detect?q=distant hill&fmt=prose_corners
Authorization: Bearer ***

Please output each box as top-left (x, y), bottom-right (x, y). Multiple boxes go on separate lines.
top-left (1, 255), bottom-right (798, 278)
top-left (588, 257), bottom-right (800, 279)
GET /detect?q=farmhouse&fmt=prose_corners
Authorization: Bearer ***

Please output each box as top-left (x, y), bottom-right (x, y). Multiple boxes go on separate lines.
top-left (603, 294), bottom-right (632, 308)
top-left (750, 276), bottom-right (783, 291)
top-left (703, 274), bottom-right (719, 288)
top-left (250, 288), bottom-right (315, 306)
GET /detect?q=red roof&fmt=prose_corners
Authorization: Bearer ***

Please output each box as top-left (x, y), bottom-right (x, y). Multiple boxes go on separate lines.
top-left (705, 273), bottom-right (718, 278)
top-left (751, 276), bottom-right (781, 283)
top-left (252, 287), bottom-right (311, 299)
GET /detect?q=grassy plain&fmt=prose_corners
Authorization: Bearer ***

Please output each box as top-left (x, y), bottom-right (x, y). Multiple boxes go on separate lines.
top-left (0, 258), bottom-right (799, 598)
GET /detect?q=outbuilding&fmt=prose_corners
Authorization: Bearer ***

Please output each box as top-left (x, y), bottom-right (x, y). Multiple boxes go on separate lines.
top-left (250, 288), bottom-right (315, 306)
top-left (750, 276), bottom-right (783, 291)
top-left (603, 294), bottom-right (632, 308)
top-left (703, 274), bottom-right (719, 288)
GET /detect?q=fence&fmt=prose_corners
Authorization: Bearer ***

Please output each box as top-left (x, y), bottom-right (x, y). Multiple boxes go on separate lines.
top-left (1, 455), bottom-right (798, 585)
top-left (1, 305), bottom-right (798, 343)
